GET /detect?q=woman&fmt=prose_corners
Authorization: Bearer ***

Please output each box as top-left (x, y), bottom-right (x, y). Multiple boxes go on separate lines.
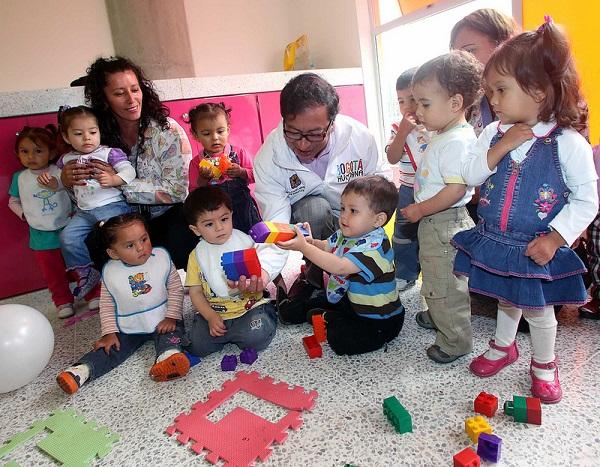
top-left (62, 57), bottom-right (196, 270)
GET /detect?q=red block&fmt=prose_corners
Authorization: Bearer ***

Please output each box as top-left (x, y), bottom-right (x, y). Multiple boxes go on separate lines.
top-left (526, 397), bottom-right (542, 425)
top-left (453, 447), bottom-right (480, 467)
top-left (242, 249), bottom-right (262, 277)
top-left (302, 335), bottom-right (322, 359)
top-left (312, 314), bottom-right (327, 343)
top-left (474, 391), bottom-right (498, 418)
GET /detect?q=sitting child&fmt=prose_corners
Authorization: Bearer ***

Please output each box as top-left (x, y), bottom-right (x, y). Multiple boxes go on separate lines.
top-left (56, 213), bottom-right (189, 394)
top-left (183, 186), bottom-right (283, 357)
top-left (277, 175), bottom-right (405, 356)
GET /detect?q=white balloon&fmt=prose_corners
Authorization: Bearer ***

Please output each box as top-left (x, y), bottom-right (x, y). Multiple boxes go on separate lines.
top-left (0, 304), bottom-right (55, 393)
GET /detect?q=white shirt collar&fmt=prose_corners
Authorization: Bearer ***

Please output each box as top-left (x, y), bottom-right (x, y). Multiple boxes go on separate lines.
top-left (497, 120), bottom-right (558, 139)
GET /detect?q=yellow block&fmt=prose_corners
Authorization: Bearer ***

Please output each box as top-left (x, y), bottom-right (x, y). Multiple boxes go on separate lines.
top-left (465, 415), bottom-right (492, 444)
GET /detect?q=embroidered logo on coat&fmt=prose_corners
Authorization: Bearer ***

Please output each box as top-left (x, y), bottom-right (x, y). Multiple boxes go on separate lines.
top-left (289, 174), bottom-right (302, 189)
top-left (129, 272), bottom-right (152, 297)
top-left (534, 183), bottom-right (558, 220)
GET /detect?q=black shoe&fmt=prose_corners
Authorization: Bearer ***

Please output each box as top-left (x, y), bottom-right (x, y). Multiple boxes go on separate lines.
top-left (426, 345), bottom-right (462, 364)
top-left (415, 310), bottom-right (435, 329)
top-left (276, 283), bottom-right (314, 324)
top-left (306, 308), bottom-right (326, 325)
top-left (579, 298), bottom-right (600, 320)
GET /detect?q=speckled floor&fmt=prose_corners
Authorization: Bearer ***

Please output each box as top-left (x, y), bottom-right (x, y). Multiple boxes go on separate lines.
top-left (1, 252), bottom-right (599, 466)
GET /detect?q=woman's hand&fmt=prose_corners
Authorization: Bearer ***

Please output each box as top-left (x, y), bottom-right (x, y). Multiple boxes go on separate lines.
top-left (155, 317), bottom-right (177, 334)
top-left (93, 333), bottom-right (120, 354)
top-left (207, 314), bottom-right (227, 337)
top-left (227, 269), bottom-right (269, 293)
top-left (61, 160), bottom-right (94, 187)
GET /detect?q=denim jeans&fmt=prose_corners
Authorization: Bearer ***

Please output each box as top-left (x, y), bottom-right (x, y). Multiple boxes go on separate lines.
top-left (393, 184), bottom-right (420, 282)
top-left (291, 195), bottom-right (338, 240)
top-left (60, 200), bottom-right (131, 270)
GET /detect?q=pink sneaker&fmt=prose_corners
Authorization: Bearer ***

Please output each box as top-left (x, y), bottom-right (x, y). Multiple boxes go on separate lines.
top-left (469, 339), bottom-right (519, 377)
top-left (530, 359), bottom-right (562, 404)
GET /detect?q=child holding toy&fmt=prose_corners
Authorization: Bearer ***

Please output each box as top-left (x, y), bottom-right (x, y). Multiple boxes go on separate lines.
top-left (400, 51), bottom-right (482, 363)
top-left (188, 102), bottom-right (261, 233)
top-left (183, 186), bottom-right (284, 357)
top-left (56, 213), bottom-right (189, 394)
top-left (453, 19), bottom-right (598, 403)
top-left (8, 125), bottom-right (75, 318)
top-left (277, 175), bottom-right (405, 356)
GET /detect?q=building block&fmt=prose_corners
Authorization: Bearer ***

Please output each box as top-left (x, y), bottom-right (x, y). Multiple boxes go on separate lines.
top-left (383, 396), bottom-right (412, 434)
top-left (198, 153), bottom-right (232, 179)
top-left (525, 397), bottom-right (542, 425)
top-left (453, 447), bottom-right (480, 467)
top-left (465, 415), bottom-right (492, 444)
top-left (302, 335), bottom-right (323, 358)
top-left (474, 391), bottom-right (498, 418)
top-left (477, 433), bottom-right (502, 463)
top-left (312, 314), bottom-right (327, 342)
top-left (249, 221), bottom-right (310, 243)
top-left (220, 248), bottom-right (262, 281)
top-left (240, 347), bottom-right (258, 365)
top-left (504, 395), bottom-right (542, 425)
top-left (165, 371), bottom-right (318, 466)
top-left (221, 355), bottom-right (238, 371)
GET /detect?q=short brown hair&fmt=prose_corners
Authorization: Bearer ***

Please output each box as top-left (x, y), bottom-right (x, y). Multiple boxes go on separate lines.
top-left (184, 186), bottom-right (233, 225)
top-left (342, 175), bottom-right (398, 225)
top-left (450, 8), bottom-right (519, 49)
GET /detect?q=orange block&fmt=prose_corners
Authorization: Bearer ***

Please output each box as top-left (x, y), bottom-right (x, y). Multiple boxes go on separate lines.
top-left (312, 314), bottom-right (327, 342)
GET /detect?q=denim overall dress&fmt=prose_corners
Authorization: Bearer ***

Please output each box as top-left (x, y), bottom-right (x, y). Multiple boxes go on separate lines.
top-left (452, 126), bottom-right (587, 309)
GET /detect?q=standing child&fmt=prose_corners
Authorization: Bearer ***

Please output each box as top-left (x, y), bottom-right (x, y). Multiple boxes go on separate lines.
top-left (400, 51), bottom-right (482, 363)
top-left (56, 213), bottom-right (189, 394)
top-left (453, 19), bottom-right (598, 403)
top-left (277, 175), bottom-right (405, 356)
top-left (55, 106), bottom-right (135, 301)
top-left (188, 103), bottom-right (261, 233)
top-left (386, 67), bottom-right (432, 291)
top-left (183, 186), bottom-right (282, 357)
top-left (8, 126), bottom-right (75, 318)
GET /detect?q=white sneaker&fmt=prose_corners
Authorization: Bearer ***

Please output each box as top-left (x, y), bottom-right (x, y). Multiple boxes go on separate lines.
top-left (87, 298), bottom-right (100, 311)
top-left (57, 304), bottom-right (75, 319)
top-left (396, 279), bottom-right (416, 291)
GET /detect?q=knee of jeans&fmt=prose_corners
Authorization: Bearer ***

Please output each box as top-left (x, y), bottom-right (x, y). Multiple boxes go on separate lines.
top-left (292, 196), bottom-right (332, 222)
top-left (244, 314), bottom-right (277, 350)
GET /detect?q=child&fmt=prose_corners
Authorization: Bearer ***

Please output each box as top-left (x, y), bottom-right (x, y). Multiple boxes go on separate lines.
top-left (55, 106), bottom-right (135, 301)
top-left (400, 51), bottom-right (482, 363)
top-left (183, 186), bottom-right (282, 357)
top-left (8, 126), bottom-right (75, 318)
top-left (453, 19), bottom-right (598, 403)
top-left (277, 175), bottom-right (405, 356)
top-left (56, 213), bottom-right (189, 394)
top-left (187, 103), bottom-right (261, 233)
top-left (386, 67), bottom-right (432, 291)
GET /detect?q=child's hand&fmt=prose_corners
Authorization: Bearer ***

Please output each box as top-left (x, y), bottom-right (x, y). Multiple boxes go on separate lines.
top-left (398, 113), bottom-right (417, 133)
top-left (207, 314), bottom-right (227, 337)
top-left (97, 172), bottom-right (123, 187)
top-left (400, 203), bottom-right (423, 223)
top-left (276, 225), bottom-right (310, 252)
top-left (198, 166), bottom-right (215, 180)
top-left (499, 123), bottom-right (534, 153)
top-left (37, 173), bottom-right (58, 190)
top-left (93, 333), bottom-right (120, 354)
top-left (225, 163), bottom-right (246, 179)
top-left (525, 231), bottom-right (565, 266)
top-left (155, 317), bottom-right (177, 334)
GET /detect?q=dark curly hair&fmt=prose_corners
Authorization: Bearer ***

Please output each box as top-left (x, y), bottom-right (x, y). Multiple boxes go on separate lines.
top-left (99, 212), bottom-right (149, 249)
top-left (84, 56), bottom-right (169, 153)
top-left (413, 51), bottom-right (483, 110)
top-left (280, 73), bottom-right (339, 121)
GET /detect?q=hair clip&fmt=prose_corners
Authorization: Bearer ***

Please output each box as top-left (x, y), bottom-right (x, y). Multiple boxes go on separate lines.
top-left (99, 220), bottom-right (106, 227)
top-left (537, 15), bottom-right (553, 32)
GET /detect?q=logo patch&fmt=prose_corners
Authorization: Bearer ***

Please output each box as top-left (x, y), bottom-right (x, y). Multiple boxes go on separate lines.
top-left (289, 174), bottom-right (302, 189)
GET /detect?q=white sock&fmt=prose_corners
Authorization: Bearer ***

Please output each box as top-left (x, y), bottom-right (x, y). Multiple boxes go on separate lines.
top-left (156, 348), bottom-right (180, 363)
top-left (66, 364), bottom-right (90, 386)
top-left (526, 306), bottom-right (557, 382)
top-left (485, 303), bottom-right (522, 360)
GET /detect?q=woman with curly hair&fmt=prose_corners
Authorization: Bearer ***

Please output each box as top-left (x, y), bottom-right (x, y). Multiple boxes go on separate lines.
top-left (61, 57), bottom-right (196, 269)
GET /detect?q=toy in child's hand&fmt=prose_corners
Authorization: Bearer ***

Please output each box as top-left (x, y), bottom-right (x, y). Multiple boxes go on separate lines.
top-left (221, 248), bottom-right (262, 281)
top-left (249, 221), bottom-right (310, 243)
top-left (198, 154), bottom-right (232, 179)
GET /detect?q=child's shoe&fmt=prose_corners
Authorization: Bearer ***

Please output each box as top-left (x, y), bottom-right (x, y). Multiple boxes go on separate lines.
top-left (579, 298), bottom-right (600, 320)
top-left (426, 345), bottom-right (462, 364)
top-left (530, 359), bottom-right (562, 404)
top-left (56, 364), bottom-right (90, 394)
top-left (469, 340), bottom-right (519, 377)
top-left (57, 303), bottom-right (75, 319)
top-left (149, 351), bottom-right (190, 382)
top-left (415, 310), bottom-right (436, 329)
top-left (84, 282), bottom-right (101, 311)
top-left (73, 267), bottom-right (101, 300)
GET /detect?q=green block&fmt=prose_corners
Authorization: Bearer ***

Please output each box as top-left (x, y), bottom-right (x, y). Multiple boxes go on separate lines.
top-left (513, 396), bottom-right (528, 423)
top-left (383, 396), bottom-right (413, 434)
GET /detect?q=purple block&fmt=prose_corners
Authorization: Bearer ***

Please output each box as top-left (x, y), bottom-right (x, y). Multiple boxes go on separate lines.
top-left (477, 433), bottom-right (502, 463)
top-left (240, 347), bottom-right (258, 365)
top-left (249, 222), bottom-right (270, 242)
top-left (220, 354), bottom-right (237, 371)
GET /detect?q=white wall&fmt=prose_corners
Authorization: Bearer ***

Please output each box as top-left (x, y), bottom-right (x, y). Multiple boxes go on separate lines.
top-left (0, 0), bottom-right (114, 92)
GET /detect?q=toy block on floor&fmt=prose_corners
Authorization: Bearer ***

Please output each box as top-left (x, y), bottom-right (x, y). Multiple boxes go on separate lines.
top-left (383, 396), bottom-right (412, 434)
top-left (312, 314), bottom-right (327, 342)
top-left (221, 355), bottom-right (238, 371)
top-left (240, 347), bottom-right (258, 365)
top-left (477, 433), bottom-right (502, 463)
top-left (474, 391), bottom-right (498, 418)
top-left (453, 447), bottom-right (480, 467)
top-left (465, 415), bottom-right (492, 444)
top-left (302, 335), bottom-right (322, 358)
top-left (221, 248), bottom-right (262, 281)
top-left (249, 221), bottom-right (310, 243)
top-left (504, 395), bottom-right (542, 425)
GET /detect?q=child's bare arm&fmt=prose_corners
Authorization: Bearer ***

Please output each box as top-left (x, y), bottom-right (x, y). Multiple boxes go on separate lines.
top-left (487, 123), bottom-right (533, 170)
top-left (387, 117), bottom-right (417, 164)
top-left (189, 285), bottom-right (227, 336)
top-left (401, 184), bottom-right (467, 222)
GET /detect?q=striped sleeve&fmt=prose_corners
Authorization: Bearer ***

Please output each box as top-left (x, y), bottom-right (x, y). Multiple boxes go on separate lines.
top-left (165, 262), bottom-right (184, 320)
top-left (99, 280), bottom-right (118, 336)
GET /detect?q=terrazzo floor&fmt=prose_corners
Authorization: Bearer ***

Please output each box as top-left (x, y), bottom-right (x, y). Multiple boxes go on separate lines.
top-left (1, 252), bottom-right (600, 466)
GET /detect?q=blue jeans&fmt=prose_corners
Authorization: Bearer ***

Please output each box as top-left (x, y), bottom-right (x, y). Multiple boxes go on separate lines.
top-left (393, 185), bottom-right (420, 282)
top-left (291, 195), bottom-right (338, 240)
top-left (60, 201), bottom-right (131, 270)
top-left (78, 321), bottom-right (185, 381)
top-left (186, 303), bottom-right (278, 357)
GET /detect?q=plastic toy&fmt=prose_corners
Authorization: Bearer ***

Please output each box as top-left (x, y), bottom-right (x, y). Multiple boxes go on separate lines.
top-left (198, 154), bottom-right (232, 179)
top-left (184, 351), bottom-right (202, 367)
top-left (63, 308), bottom-right (99, 327)
top-left (166, 371), bottom-right (317, 466)
top-left (383, 396), bottom-right (412, 434)
top-left (474, 391), bottom-right (498, 418)
top-left (249, 221), bottom-right (310, 243)
top-left (312, 314), bottom-right (327, 342)
top-left (464, 415), bottom-right (492, 444)
top-left (221, 248), bottom-right (262, 281)
top-left (0, 409), bottom-right (119, 465)
top-left (504, 395), bottom-right (542, 425)
top-left (240, 347), bottom-right (258, 365)
top-left (302, 335), bottom-right (323, 358)
top-left (477, 433), bottom-right (502, 462)
top-left (453, 447), bottom-right (480, 467)
top-left (221, 355), bottom-right (238, 371)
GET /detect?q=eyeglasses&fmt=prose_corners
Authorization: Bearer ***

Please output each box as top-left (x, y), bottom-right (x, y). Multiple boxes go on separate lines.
top-left (283, 120), bottom-right (333, 142)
